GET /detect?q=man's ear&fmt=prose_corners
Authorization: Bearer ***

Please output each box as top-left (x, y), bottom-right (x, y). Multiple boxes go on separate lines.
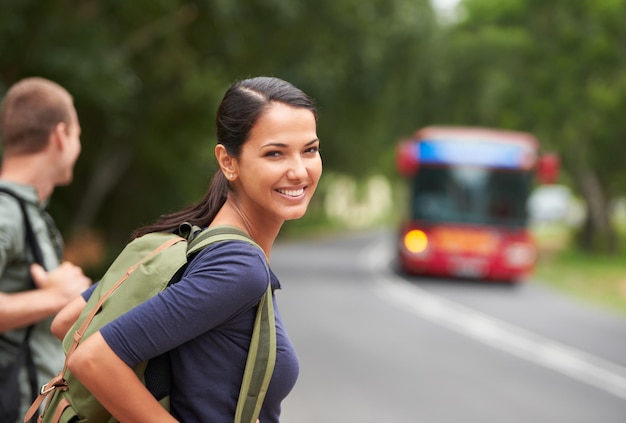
top-left (215, 144), bottom-right (237, 180)
top-left (49, 122), bottom-right (68, 151)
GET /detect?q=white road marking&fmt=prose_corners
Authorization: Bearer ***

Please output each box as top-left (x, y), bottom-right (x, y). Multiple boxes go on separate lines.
top-left (361, 239), bottom-right (626, 401)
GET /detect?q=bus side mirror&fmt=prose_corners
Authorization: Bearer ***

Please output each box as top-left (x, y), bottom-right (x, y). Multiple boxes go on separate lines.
top-left (537, 153), bottom-right (559, 184)
top-left (396, 141), bottom-right (419, 176)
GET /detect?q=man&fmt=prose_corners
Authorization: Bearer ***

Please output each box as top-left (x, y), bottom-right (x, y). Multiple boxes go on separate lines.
top-left (0, 77), bottom-right (92, 422)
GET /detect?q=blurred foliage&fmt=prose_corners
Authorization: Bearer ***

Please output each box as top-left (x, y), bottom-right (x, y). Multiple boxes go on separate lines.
top-left (1, 0), bottom-right (437, 254)
top-left (435, 0), bottom-right (626, 253)
top-left (1, 0), bottom-right (626, 265)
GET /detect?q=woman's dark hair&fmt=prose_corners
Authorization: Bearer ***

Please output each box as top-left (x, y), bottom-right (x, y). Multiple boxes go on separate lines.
top-left (132, 76), bottom-right (317, 238)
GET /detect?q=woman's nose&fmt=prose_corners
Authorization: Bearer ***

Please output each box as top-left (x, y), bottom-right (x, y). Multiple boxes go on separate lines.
top-left (287, 157), bottom-right (307, 180)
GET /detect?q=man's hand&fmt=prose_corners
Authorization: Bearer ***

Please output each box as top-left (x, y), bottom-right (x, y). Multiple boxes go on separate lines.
top-left (30, 261), bottom-right (91, 302)
top-left (0, 262), bottom-right (92, 332)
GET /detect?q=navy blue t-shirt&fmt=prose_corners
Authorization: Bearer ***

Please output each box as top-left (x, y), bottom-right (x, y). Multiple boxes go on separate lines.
top-left (84, 240), bottom-right (299, 423)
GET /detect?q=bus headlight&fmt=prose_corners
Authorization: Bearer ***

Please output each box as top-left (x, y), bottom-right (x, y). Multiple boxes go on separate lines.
top-left (404, 230), bottom-right (429, 254)
top-left (504, 242), bottom-right (536, 267)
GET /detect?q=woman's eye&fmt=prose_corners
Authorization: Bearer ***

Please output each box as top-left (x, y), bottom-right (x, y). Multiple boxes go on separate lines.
top-left (265, 151), bottom-right (282, 158)
top-left (305, 146), bottom-right (320, 154)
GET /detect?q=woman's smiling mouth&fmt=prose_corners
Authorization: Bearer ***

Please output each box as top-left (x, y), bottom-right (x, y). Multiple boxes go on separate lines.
top-left (276, 187), bottom-right (305, 197)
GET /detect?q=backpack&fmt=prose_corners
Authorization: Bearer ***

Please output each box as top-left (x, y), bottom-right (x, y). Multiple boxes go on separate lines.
top-left (24, 224), bottom-right (276, 423)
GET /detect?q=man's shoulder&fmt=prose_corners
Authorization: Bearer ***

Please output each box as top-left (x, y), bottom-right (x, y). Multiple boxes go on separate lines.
top-left (0, 183), bottom-right (29, 247)
top-left (0, 191), bottom-right (23, 219)
top-left (0, 181), bottom-right (40, 224)
top-left (0, 181), bottom-right (38, 205)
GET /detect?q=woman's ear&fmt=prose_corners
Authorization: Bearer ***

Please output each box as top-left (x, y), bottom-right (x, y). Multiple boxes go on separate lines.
top-left (215, 144), bottom-right (237, 180)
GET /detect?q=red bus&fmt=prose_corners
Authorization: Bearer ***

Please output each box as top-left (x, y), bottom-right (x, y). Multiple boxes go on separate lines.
top-left (395, 126), bottom-right (558, 282)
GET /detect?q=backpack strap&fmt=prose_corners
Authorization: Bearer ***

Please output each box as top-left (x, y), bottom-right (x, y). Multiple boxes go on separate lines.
top-left (186, 225), bottom-right (276, 423)
top-left (235, 281), bottom-right (276, 423)
top-left (0, 187), bottom-right (45, 423)
top-left (0, 187), bottom-right (45, 268)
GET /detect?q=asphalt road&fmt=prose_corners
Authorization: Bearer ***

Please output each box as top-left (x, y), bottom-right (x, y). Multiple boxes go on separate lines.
top-left (271, 229), bottom-right (626, 423)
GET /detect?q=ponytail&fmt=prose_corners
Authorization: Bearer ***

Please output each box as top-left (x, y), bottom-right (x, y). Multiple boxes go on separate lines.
top-left (131, 170), bottom-right (230, 239)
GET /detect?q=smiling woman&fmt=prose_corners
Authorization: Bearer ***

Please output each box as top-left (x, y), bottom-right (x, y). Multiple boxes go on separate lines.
top-left (222, 101), bottom-right (321, 225)
top-left (52, 76), bottom-right (322, 423)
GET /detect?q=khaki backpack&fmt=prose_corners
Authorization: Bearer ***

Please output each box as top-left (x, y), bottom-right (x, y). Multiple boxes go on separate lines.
top-left (25, 224), bottom-right (276, 423)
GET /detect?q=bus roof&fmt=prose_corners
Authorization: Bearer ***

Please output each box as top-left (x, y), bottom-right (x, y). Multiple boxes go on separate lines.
top-left (413, 126), bottom-right (540, 148)
top-left (396, 126), bottom-right (540, 173)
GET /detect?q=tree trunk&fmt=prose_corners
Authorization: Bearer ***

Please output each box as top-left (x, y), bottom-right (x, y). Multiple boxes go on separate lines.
top-left (576, 167), bottom-right (618, 254)
top-left (71, 145), bottom-right (134, 231)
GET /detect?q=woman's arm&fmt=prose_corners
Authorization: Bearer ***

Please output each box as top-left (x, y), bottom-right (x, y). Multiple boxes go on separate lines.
top-left (67, 331), bottom-right (177, 423)
top-left (50, 295), bottom-right (87, 340)
top-left (51, 282), bottom-right (99, 340)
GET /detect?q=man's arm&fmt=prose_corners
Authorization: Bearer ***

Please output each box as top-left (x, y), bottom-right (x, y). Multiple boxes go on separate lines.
top-left (0, 262), bottom-right (91, 333)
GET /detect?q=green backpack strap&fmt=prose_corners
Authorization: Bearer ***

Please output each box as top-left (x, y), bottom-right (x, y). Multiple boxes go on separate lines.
top-left (186, 225), bottom-right (277, 423)
top-left (186, 225), bottom-right (256, 256)
top-left (235, 282), bottom-right (276, 423)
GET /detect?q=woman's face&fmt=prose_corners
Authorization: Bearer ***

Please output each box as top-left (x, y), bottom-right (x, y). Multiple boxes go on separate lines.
top-left (233, 102), bottom-right (322, 223)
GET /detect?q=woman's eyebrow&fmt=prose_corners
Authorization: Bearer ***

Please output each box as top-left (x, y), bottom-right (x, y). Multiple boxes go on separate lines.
top-left (261, 138), bottom-right (319, 149)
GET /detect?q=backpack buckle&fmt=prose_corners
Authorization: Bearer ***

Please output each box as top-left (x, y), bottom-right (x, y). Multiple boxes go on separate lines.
top-left (40, 382), bottom-right (57, 395)
top-left (40, 377), bottom-right (68, 395)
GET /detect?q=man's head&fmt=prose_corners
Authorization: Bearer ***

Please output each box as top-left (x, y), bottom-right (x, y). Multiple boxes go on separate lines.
top-left (0, 77), bottom-right (81, 185)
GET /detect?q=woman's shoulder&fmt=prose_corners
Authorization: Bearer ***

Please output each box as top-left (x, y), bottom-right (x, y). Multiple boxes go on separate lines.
top-left (194, 238), bottom-right (265, 262)
top-left (185, 239), bottom-right (269, 293)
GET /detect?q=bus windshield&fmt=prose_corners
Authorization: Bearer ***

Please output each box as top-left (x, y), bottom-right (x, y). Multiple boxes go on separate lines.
top-left (410, 166), bottom-right (532, 227)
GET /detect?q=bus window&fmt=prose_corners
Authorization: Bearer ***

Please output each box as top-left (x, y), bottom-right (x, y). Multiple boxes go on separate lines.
top-left (411, 166), bottom-right (532, 227)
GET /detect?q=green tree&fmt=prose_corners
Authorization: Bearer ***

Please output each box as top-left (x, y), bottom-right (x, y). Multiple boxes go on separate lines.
top-left (1, 0), bottom-right (438, 265)
top-left (439, 0), bottom-right (626, 253)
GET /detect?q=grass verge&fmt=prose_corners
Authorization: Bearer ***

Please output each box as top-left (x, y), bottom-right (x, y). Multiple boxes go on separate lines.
top-left (533, 224), bottom-right (626, 317)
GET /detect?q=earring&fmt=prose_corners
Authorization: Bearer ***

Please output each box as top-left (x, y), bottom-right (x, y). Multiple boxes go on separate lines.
top-left (229, 173), bottom-right (234, 179)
